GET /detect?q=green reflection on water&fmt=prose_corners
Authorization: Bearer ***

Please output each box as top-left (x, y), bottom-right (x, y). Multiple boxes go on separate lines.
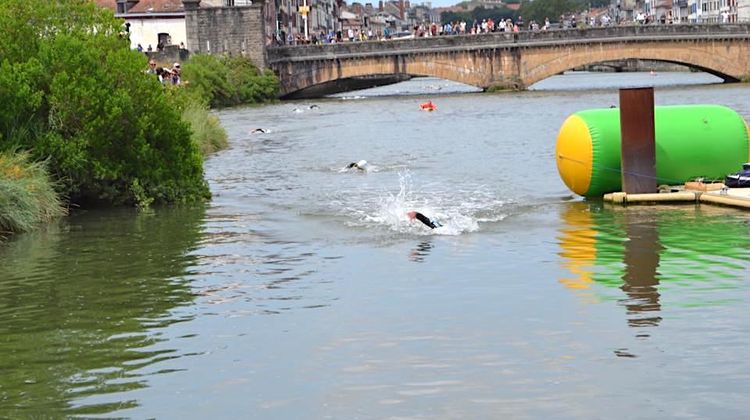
top-left (0, 206), bottom-right (205, 417)
top-left (558, 202), bottom-right (750, 327)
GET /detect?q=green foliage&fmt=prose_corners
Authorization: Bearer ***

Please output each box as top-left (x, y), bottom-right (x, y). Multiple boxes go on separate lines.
top-left (182, 54), bottom-right (279, 108)
top-left (441, 6), bottom-right (520, 25)
top-left (520, 0), bottom-right (586, 24)
top-left (0, 0), bottom-right (210, 206)
top-left (168, 89), bottom-right (229, 156)
top-left (441, 0), bottom-right (597, 26)
top-left (0, 151), bottom-right (65, 235)
top-left (129, 178), bottom-right (154, 210)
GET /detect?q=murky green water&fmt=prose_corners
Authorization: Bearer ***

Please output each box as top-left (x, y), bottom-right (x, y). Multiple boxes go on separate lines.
top-left (2, 73), bottom-right (750, 418)
top-left (0, 208), bottom-right (204, 415)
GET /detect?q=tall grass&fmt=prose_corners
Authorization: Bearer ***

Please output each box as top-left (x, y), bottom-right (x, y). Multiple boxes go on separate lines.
top-left (0, 151), bottom-right (66, 235)
top-left (166, 87), bottom-right (229, 156)
top-left (181, 100), bottom-right (228, 155)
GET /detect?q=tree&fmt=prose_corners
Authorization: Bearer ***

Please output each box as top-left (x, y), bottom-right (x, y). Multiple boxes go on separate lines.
top-left (520, 0), bottom-right (583, 24)
top-left (441, 6), bottom-right (519, 25)
top-left (0, 0), bottom-right (209, 206)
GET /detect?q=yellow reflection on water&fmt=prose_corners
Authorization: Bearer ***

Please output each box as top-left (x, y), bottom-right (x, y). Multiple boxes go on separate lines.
top-left (558, 202), bottom-right (597, 290)
top-left (557, 201), bottom-right (750, 331)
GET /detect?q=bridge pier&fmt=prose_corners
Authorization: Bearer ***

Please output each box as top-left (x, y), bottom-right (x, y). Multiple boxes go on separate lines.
top-left (267, 25), bottom-right (750, 98)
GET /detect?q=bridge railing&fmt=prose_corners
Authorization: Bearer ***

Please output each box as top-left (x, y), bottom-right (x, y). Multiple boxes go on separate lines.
top-left (267, 23), bottom-right (750, 63)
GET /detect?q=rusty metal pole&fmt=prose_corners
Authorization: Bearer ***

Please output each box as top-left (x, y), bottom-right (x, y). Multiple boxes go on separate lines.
top-left (619, 87), bottom-right (656, 194)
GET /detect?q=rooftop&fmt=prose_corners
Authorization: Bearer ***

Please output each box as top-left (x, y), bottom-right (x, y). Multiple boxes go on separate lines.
top-left (130, 0), bottom-right (184, 13)
top-left (91, 0), bottom-right (185, 13)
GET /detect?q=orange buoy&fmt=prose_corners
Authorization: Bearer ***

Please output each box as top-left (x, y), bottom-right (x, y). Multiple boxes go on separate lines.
top-left (420, 101), bottom-right (436, 111)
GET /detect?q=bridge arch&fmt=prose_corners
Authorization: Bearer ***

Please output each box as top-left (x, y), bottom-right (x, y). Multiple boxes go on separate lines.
top-left (273, 50), bottom-right (509, 98)
top-left (267, 25), bottom-right (750, 98)
top-left (520, 40), bottom-right (741, 87)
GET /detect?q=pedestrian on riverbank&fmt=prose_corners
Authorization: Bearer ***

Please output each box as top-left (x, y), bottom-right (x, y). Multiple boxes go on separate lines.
top-left (146, 59), bottom-right (157, 75)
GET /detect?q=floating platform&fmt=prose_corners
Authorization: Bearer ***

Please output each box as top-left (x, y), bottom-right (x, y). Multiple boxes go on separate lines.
top-left (603, 183), bottom-right (750, 210)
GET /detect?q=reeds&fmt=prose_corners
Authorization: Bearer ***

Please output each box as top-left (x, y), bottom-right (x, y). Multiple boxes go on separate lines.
top-left (181, 101), bottom-right (228, 156)
top-left (0, 151), bottom-right (65, 235)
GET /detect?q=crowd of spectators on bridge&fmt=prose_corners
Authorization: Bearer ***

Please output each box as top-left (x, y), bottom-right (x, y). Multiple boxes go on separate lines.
top-left (274, 7), bottom-right (691, 46)
top-left (274, 16), bottom-right (533, 46)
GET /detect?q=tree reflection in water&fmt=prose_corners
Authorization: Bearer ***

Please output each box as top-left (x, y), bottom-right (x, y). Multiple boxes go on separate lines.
top-left (0, 206), bottom-right (205, 417)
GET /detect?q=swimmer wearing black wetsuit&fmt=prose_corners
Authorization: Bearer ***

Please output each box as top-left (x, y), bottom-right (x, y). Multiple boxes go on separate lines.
top-left (345, 160), bottom-right (367, 171)
top-left (407, 211), bottom-right (441, 229)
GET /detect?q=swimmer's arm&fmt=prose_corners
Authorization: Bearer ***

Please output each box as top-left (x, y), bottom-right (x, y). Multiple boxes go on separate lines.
top-left (415, 213), bottom-right (438, 229)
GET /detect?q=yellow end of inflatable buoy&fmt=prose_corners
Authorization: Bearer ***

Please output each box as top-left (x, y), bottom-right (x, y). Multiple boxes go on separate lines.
top-left (556, 115), bottom-right (594, 196)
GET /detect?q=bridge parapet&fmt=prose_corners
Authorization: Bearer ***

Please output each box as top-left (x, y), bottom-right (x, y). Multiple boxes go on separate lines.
top-left (268, 24), bottom-right (750, 98)
top-left (268, 24), bottom-right (750, 63)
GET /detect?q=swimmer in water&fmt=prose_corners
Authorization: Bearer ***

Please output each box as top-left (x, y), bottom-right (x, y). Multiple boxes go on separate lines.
top-left (309, 104), bottom-right (320, 110)
top-left (251, 128), bottom-right (270, 134)
top-left (407, 211), bottom-right (441, 229)
top-left (344, 160), bottom-right (368, 171)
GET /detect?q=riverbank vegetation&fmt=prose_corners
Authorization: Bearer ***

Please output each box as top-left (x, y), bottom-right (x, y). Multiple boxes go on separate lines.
top-left (444, 0), bottom-right (611, 26)
top-left (181, 55), bottom-right (279, 108)
top-left (0, 151), bottom-right (65, 236)
top-left (171, 90), bottom-right (229, 155)
top-left (0, 0), bottom-right (209, 211)
top-left (0, 0), bottom-right (278, 236)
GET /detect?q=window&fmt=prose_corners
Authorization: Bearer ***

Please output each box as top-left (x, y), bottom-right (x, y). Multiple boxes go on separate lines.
top-left (158, 33), bottom-right (171, 47)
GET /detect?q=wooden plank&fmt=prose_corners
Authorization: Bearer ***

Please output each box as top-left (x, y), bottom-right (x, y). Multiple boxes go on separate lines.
top-left (619, 87), bottom-right (656, 194)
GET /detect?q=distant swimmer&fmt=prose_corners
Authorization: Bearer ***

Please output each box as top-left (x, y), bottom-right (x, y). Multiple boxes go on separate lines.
top-left (251, 128), bottom-right (270, 134)
top-left (407, 211), bottom-right (441, 229)
top-left (419, 100), bottom-right (437, 111)
top-left (292, 108), bottom-right (304, 113)
top-left (308, 104), bottom-right (320, 110)
top-left (345, 160), bottom-right (368, 171)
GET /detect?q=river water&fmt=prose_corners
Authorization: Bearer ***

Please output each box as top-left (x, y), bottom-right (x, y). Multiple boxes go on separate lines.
top-left (2, 72), bottom-right (750, 418)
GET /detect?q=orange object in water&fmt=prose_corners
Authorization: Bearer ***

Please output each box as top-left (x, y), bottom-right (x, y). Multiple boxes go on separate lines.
top-left (420, 101), bottom-right (436, 111)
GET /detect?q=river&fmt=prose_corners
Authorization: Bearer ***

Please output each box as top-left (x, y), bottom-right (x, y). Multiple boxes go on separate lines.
top-left (2, 72), bottom-right (750, 418)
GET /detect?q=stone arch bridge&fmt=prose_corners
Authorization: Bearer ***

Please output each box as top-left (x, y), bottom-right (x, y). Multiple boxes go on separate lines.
top-left (266, 24), bottom-right (750, 98)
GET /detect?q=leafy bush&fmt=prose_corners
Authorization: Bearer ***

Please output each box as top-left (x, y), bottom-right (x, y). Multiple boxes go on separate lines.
top-left (0, 0), bottom-right (209, 206)
top-left (0, 151), bottom-right (65, 235)
top-left (182, 54), bottom-right (279, 108)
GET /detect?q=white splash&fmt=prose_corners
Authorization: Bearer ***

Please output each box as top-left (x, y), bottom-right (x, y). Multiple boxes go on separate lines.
top-left (361, 172), bottom-right (482, 236)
